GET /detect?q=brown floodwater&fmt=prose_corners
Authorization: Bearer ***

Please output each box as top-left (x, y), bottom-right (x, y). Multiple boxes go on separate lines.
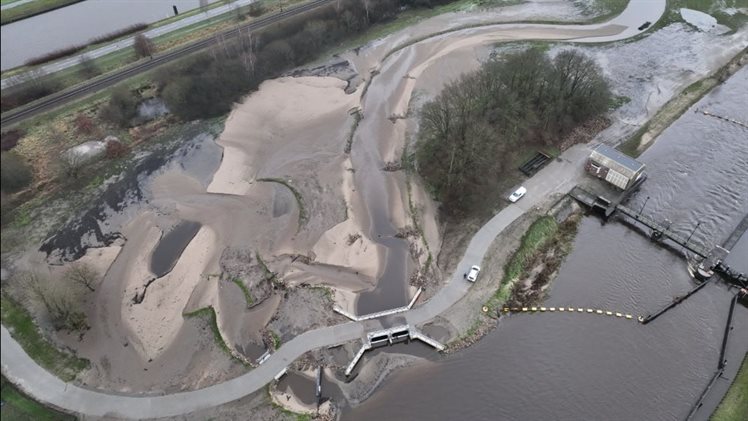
top-left (341, 57), bottom-right (748, 421)
top-left (278, 372), bottom-right (317, 405)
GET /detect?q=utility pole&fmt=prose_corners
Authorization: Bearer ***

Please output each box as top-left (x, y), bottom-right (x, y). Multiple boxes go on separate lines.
top-left (685, 221), bottom-right (702, 248)
top-left (639, 195), bottom-right (650, 217)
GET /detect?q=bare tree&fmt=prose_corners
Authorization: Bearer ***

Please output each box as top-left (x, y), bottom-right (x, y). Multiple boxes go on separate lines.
top-left (78, 55), bottom-right (100, 78)
top-left (20, 272), bottom-right (88, 332)
top-left (239, 27), bottom-right (258, 73)
top-left (64, 263), bottom-right (99, 292)
top-left (133, 34), bottom-right (154, 59)
top-left (362, 0), bottom-right (370, 23)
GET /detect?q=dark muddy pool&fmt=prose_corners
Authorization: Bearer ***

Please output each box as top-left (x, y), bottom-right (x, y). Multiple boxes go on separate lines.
top-left (150, 221), bottom-right (201, 277)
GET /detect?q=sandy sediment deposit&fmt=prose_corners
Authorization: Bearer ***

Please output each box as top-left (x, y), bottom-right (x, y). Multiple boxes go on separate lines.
top-left (65, 74), bottom-right (383, 388)
top-left (6, 0), bottom-right (689, 398)
top-left (124, 225), bottom-right (219, 360)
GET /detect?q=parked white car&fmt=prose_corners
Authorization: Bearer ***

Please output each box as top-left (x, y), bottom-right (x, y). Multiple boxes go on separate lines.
top-left (465, 265), bottom-right (481, 282)
top-left (509, 186), bottom-right (527, 203)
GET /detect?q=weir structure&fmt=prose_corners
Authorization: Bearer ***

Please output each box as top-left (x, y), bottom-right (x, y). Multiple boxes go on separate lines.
top-left (568, 184), bottom-right (748, 420)
top-left (344, 324), bottom-right (444, 376)
top-left (568, 186), bottom-right (747, 319)
top-left (333, 288), bottom-right (423, 322)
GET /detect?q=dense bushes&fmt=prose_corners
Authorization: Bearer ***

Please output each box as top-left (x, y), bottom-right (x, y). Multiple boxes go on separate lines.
top-left (1, 151), bottom-right (33, 192)
top-left (1, 129), bottom-right (24, 151)
top-left (0, 74), bottom-right (62, 113)
top-left (23, 23), bottom-right (149, 67)
top-left (416, 49), bottom-right (611, 215)
top-left (158, 0), bottom-right (450, 120)
top-left (24, 45), bottom-right (87, 67)
top-left (99, 86), bottom-right (138, 127)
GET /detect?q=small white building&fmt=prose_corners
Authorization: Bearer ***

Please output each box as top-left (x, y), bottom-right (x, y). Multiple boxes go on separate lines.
top-left (585, 145), bottom-right (646, 190)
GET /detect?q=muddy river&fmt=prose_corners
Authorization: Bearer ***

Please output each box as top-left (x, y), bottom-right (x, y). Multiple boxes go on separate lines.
top-left (341, 62), bottom-right (748, 421)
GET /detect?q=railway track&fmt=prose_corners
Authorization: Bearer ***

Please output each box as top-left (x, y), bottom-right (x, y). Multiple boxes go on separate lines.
top-left (0, 0), bottom-right (334, 126)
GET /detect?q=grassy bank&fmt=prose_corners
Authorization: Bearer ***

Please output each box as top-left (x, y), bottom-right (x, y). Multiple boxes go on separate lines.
top-left (0, 294), bottom-right (89, 382)
top-left (618, 49), bottom-right (747, 157)
top-left (447, 211), bottom-right (581, 351)
top-left (0, 0), bottom-right (82, 25)
top-left (711, 355), bottom-right (748, 421)
top-left (0, 376), bottom-right (75, 421)
top-left (231, 278), bottom-right (255, 307)
top-left (485, 216), bottom-right (559, 310)
top-left (257, 178), bottom-right (307, 229)
top-left (183, 305), bottom-right (251, 366)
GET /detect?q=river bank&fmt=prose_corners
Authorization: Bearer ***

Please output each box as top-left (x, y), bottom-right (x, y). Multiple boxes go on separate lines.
top-left (0, 0), bottom-right (82, 25)
top-left (618, 48), bottom-right (748, 158)
top-left (3, 0), bottom-right (746, 419)
top-left (341, 62), bottom-right (748, 421)
top-left (710, 355), bottom-right (748, 421)
top-left (443, 198), bottom-right (583, 353)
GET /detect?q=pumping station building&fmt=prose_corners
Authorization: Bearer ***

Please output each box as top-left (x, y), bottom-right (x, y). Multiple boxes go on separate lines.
top-left (585, 144), bottom-right (646, 190)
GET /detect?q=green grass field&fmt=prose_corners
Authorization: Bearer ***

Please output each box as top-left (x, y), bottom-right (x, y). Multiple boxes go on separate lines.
top-left (0, 376), bottom-right (75, 421)
top-left (711, 355), bottom-right (748, 421)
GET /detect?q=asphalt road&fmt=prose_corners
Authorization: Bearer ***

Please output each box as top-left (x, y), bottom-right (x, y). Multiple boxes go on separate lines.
top-left (0, 0), bottom-right (256, 77)
top-left (0, 0), bottom-right (334, 127)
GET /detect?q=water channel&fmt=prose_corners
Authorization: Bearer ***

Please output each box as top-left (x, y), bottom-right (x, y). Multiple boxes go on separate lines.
top-left (1, 0), bottom-right (211, 70)
top-left (341, 62), bottom-right (748, 421)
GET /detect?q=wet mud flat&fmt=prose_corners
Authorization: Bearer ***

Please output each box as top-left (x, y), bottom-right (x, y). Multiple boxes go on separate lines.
top-left (40, 126), bottom-right (222, 264)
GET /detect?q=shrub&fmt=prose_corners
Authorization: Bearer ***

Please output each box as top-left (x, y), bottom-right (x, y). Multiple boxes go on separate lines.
top-left (21, 272), bottom-right (88, 333)
top-left (248, 2), bottom-right (266, 17)
top-left (78, 56), bottom-right (101, 79)
top-left (74, 114), bottom-right (97, 135)
top-left (1, 74), bottom-right (62, 113)
top-left (133, 34), bottom-right (154, 58)
top-left (90, 23), bottom-right (148, 45)
top-left (1, 151), bottom-right (33, 193)
top-left (99, 86), bottom-right (138, 127)
top-left (162, 59), bottom-right (256, 120)
top-left (105, 139), bottom-right (130, 159)
top-left (1, 129), bottom-right (24, 151)
top-left (24, 45), bottom-right (86, 67)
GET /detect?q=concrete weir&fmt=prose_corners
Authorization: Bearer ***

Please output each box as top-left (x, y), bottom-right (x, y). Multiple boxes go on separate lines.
top-left (334, 288), bottom-right (423, 322)
top-left (344, 325), bottom-right (444, 376)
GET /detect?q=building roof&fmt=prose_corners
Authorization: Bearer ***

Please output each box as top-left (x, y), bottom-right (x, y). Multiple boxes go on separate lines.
top-left (590, 144), bottom-right (645, 174)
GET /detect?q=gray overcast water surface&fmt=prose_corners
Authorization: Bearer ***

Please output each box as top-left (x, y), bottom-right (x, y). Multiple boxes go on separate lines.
top-left (342, 63), bottom-right (748, 421)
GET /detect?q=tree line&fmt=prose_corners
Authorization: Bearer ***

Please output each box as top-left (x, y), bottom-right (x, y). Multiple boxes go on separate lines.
top-left (415, 49), bottom-right (611, 216)
top-left (152, 0), bottom-right (457, 120)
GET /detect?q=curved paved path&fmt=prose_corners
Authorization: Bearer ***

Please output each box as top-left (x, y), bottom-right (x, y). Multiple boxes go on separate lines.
top-left (1, 1), bottom-right (665, 418)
